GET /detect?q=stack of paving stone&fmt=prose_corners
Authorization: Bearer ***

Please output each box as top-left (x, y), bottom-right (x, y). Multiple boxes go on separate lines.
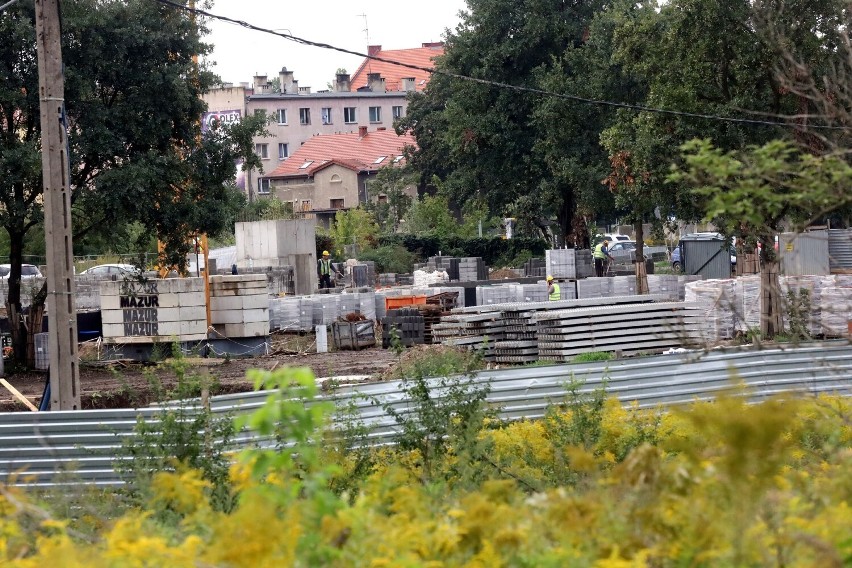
top-left (684, 279), bottom-right (738, 342)
top-left (534, 301), bottom-right (702, 361)
top-left (382, 307), bottom-right (426, 347)
top-left (378, 273), bottom-right (397, 286)
top-left (338, 290), bottom-right (377, 321)
top-left (575, 249), bottom-right (594, 278)
top-left (312, 294), bottom-right (340, 326)
top-left (577, 276), bottom-right (636, 299)
top-left (509, 283), bottom-right (548, 303)
top-left (780, 275), bottom-right (822, 337)
top-left (268, 296), bottom-right (314, 332)
top-left (545, 249), bottom-right (577, 279)
top-left (476, 285), bottom-right (514, 306)
top-left (458, 257), bottom-right (487, 281)
top-left (523, 258), bottom-right (546, 278)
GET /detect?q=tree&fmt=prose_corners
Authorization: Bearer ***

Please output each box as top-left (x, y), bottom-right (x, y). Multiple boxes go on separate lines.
top-left (401, 194), bottom-right (459, 238)
top-left (328, 208), bottom-right (379, 256)
top-left (670, 138), bottom-right (852, 337)
top-left (363, 165), bottom-right (415, 232)
top-left (0, 0), bottom-right (264, 364)
top-left (398, 0), bottom-right (608, 240)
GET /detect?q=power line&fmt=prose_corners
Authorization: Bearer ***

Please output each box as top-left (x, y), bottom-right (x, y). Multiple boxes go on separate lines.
top-left (152, 0), bottom-right (849, 131)
top-left (0, 0), bottom-right (23, 12)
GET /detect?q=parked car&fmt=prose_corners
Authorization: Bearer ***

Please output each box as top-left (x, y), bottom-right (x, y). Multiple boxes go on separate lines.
top-left (0, 264), bottom-right (43, 279)
top-left (603, 233), bottom-right (631, 243)
top-left (78, 263), bottom-right (140, 277)
top-left (607, 241), bottom-right (636, 255)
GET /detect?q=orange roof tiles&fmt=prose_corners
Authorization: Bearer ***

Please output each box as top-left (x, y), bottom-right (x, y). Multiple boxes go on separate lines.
top-left (267, 129), bottom-right (416, 178)
top-left (350, 43), bottom-right (444, 92)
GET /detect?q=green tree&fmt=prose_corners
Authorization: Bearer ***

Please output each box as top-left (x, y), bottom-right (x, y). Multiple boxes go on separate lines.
top-left (0, 0), bottom-right (264, 363)
top-left (364, 165), bottom-right (415, 232)
top-left (670, 139), bottom-right (852, 336)
top-left (328, 208), bottom-right (379, 256)
top-left (401, 194), bottom-right (459, 238)
top-left (398, 0), bottom-right (607, 241)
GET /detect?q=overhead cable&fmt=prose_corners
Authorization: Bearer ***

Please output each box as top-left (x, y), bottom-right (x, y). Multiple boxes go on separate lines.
top-left (151, 0), bottom-right (849, 131)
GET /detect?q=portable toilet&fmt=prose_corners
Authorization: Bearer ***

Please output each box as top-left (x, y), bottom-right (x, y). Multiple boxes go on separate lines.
top-left (679, 232), bottom-right (732, 280)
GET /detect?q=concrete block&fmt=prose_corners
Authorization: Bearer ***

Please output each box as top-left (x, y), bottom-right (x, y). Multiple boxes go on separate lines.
top-left (157, 321), bottom-right (181, 336)
top-left (180, 319), bottom-right (207, 336)
top-left (180, 306), bottom-right (207, 321)
top-left (178, 292), bottom-right (206, 307)
top-left (211, 307), bottom-right (267, 325)
top-left (102, 323), bottom-right (126, 338)
top-left (99, 281), bottom-right (120, 296)
top-left (155, 307), bottom-right (180, 322)
top-left (210, 294), bottom-right (269, 311)
top-left (100, 310), bottom-right (124, 325)
top-left (100, 295), bottom-right (122, 310)
top-left (156, 293), bottom-right (181, 308)
top-left (210, 274), bottom-right (266, 285)
top-left (222, 321), bottom-right (269, 338)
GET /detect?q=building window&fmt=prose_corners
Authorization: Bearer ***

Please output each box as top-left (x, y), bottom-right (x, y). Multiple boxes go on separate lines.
top-left (330, 174), bottom-right (342, 183)
top-left (276, 109), bottom-right (287, 124)
top-left (299, 108), bottom-right (311, 125)
top-left (373, 156), bottom-right (386, 164)
top-left (368, 106), bottom-right (382, 123)
top-left (330, 198), bottom-right (344, 209)
top-left (257, 178), bottom-right (270, 194)
top-left (255, 143), bottom-right (269, 159)
top-left (392, 106), bottom-right (403, 119)
top-left (344, 107), bottom-right (356, 123)
top-left (321, 107), bottom-right (332, 124)
top-left (278, 143), bottom-right (289, 159)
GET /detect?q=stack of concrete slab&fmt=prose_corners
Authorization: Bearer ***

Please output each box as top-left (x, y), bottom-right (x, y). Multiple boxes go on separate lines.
top-left (545, 249), bottom-right (577, 279)
top-left (210, 275), bottom-right (269, 338)
top-left (534, 301), bottom-right (702, 361)
top-left (523, 258), bottom-right (546, 278)
top-left (431, 312), bottom-right (504, 361)
top-left (101, 278), bottom-right (207, 344)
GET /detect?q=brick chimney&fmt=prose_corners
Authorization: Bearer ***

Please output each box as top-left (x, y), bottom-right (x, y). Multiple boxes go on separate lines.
top-left (253, 74), bottom-right (269, 93)
top-left (367, 72), bottom-right (385, 93)
top-left (334, 72), bottom-right (351, 92)
top-left (368, 45), bottom-right (382, 56)
top-left (402, 77), bottom-right (416, 92)
top-left (358, 126), bottom-right (368, 138)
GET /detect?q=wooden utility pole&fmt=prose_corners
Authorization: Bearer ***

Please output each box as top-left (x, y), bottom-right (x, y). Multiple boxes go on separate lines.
top-left (35, 0), bottom-right (81, 409)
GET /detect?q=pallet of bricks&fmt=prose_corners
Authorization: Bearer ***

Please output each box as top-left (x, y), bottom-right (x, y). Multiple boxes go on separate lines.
top-left (417, 291), bottom-right (460, 344)
top-left (534, 301), bottom-right (703, 362)
top-left (382, 307), bottom-right (426, 348)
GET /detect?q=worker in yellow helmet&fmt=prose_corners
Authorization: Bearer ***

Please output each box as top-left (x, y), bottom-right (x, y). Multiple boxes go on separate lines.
top-left (594, 239), bottom-right (615, 277)
top-left (317, 250), bottom-right (338, 289)
top-left (547, 275), bottom-right (561, 301)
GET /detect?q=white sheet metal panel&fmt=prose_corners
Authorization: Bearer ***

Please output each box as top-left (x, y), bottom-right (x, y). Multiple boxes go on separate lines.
top-left (828, 228), bottom-right (852, 270)
top-left (0, 342), bottom-right (850, 487)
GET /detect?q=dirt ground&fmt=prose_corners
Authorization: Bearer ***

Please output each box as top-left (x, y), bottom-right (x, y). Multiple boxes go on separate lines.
top-left (0, 333), bottom-right (400, 412)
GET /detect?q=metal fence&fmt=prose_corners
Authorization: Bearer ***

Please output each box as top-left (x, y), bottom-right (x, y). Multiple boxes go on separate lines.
top-left (1, 341), bottom-right (850, 488)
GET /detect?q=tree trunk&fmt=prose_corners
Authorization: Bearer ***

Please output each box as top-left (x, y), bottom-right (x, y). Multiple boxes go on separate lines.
top-left (634, 222), bottom-right (649, 294)
top-left (759, 236), bottom-right (783, 338)
top-left (559, 190), bottom-right (576, 248)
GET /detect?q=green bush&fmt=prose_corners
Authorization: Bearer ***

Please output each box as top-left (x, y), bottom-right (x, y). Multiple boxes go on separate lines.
top-left (358, 244), bottom-right (418, 274)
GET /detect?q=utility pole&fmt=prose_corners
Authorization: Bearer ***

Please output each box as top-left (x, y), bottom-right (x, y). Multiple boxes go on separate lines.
top-left (35, 0), bottom-right (81, 409)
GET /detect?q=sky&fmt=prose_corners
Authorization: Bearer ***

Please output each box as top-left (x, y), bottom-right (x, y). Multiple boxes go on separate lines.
top-left (203, 0), bottom-right (468, 89)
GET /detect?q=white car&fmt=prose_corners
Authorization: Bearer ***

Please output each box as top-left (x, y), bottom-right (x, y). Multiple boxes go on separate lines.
top-left (600, 233), bottom-right (631, 243)
top-left (79, 263), bottom-right (140, 277)
top-left (0, 264), bottom-right (43, 279)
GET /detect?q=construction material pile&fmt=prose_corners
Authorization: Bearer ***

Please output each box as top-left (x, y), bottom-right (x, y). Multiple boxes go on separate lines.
top-left (434, 295), bottom-right (685, 363)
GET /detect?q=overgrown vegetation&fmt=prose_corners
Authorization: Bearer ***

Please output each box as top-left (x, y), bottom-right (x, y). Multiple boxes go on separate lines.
top-left (2, 364), bottom-right (849, 565)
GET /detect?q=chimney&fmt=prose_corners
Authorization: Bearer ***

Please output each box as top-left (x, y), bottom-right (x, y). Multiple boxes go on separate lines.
top-left (368, 45), bottom-right (382, 56)
top-left (422, 42), bottom-right (444, 49)
top-left (402, 77), bottom-right (416, 92)
top-left (358, 126), bottom-right (368, 138)
top-left (299, 86), bottom-right (311, 94)
top-left (334, 72), bottom-right (351, 92)
top-left (367, 72), bottom-right (385, 93)
top-left (279, 67), bottom-right (298, 94)
top-left (253, 74), bottom-right (268, 92)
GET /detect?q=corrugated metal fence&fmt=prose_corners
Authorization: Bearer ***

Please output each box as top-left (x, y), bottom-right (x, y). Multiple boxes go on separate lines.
top-left (1, 341), bottom-right (850, 488)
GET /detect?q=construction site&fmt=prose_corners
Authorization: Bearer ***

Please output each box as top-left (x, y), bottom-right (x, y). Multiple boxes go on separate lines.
top-left (1, 219), bottom-right (850, 412)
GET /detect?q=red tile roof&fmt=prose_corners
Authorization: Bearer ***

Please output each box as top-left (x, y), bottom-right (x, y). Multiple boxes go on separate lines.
top-left (350, 43), bottom-right (444, 92)
top-left (267, 129), bottom-right (416, 178)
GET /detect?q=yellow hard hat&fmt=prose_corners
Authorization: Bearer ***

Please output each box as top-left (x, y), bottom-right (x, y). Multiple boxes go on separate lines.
top-left (546, 275), bottom-right (554, 281)
top-left (322, 250), bottom-right (330, 256)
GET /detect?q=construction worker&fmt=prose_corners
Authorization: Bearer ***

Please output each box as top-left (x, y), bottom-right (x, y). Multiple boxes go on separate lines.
top-left (594, 239), bottom-right (615, 277)
top-left (547, 275), bottom-right (561, 301)
top-left (317, 250), bottom-right (338, 289)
